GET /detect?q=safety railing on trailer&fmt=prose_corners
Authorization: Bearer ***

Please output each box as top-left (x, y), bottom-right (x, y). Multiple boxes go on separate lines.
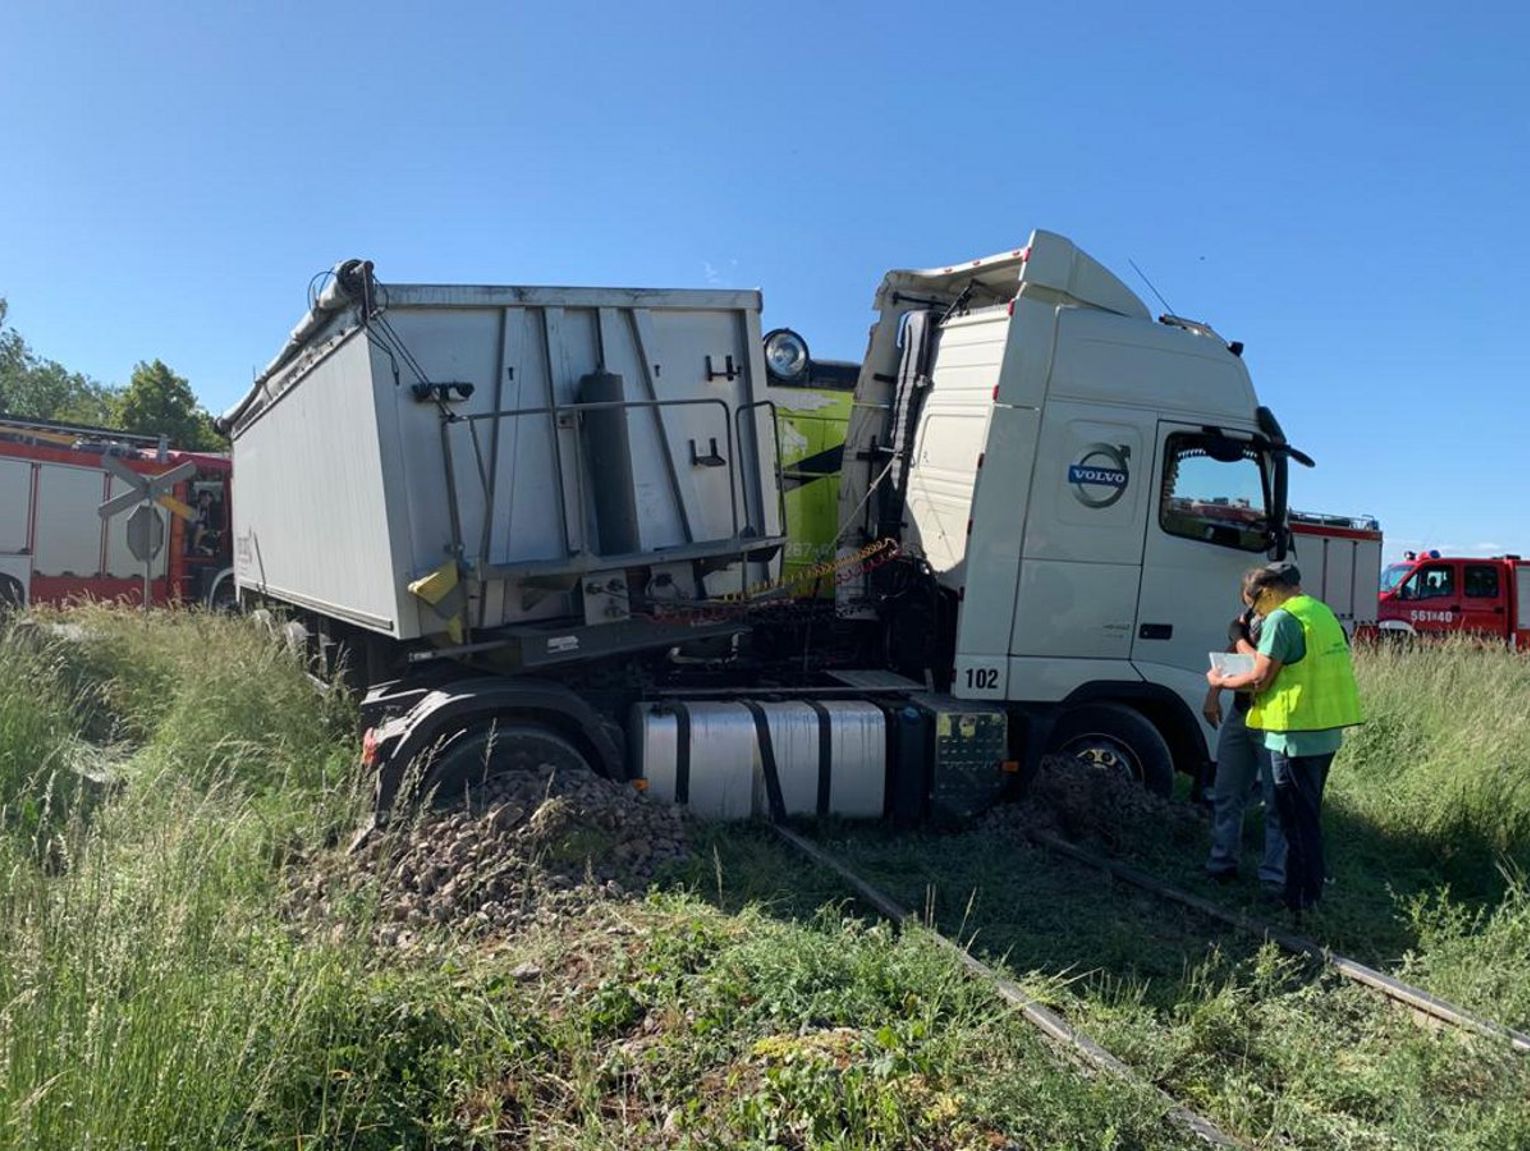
top-left (438, 396), bottom-right (789, 602)
top-left (736, 398), bottom-right (789, 553)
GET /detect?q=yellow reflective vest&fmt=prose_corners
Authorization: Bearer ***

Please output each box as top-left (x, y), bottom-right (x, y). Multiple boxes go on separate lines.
top-left (1246, 595), bottom-right (1364, 733)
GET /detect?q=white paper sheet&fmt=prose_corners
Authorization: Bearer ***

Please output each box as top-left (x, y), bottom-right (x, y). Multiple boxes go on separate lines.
top-left (1208, 652), bottom-right (1256, 678)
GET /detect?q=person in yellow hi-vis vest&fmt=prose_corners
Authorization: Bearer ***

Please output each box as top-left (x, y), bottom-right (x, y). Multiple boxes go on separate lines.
top-left (1205, 561), bottom-right (1363, 913)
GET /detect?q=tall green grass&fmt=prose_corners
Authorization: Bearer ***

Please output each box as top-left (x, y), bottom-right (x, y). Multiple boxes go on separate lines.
top-left (6, 609), bottom-right (1528, 1148)
top-left (1339, 637), bottom-right (1530, 884)
top-left (0, 626), bottom-right (93, 843)
top-left (38, 604), bottom-right (356, 795)
top-left (1294, 638), bottom-right (1530, 1024)
top-left (0, 610), bottom-right (499, 1149)
top-left (0, 609), bottom-right (1197, 1149)
top-left (1399, 870), bottom-right (1530, 1032)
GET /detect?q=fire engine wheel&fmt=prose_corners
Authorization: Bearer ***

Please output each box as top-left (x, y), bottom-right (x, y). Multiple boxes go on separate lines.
top-left (423, 722), bottom-right (593, 809)
top-left (0, 574), bottom-right (23, 611)
top-left (1046, 702), bottom-right (1175, 797)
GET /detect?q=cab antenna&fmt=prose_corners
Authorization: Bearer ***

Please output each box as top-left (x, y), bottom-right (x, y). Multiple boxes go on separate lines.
top-left (1129, 258), bottom-right (1176, 317)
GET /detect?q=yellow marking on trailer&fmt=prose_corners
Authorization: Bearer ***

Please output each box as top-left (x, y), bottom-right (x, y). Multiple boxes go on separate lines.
top-left (408, 560), bottom-right (465, 643)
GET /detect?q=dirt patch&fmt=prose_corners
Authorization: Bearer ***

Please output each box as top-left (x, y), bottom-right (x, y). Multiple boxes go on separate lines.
top-left (287, 763), bottom-right (690, 947)
top-left (983, 755), bottom-right (1207, 855)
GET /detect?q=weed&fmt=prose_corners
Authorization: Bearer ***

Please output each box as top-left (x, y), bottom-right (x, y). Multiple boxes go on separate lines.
top-left (0, 608), bottom-right (1197, 1148)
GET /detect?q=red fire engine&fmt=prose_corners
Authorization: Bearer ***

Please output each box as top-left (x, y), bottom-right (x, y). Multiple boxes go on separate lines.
top-left (0, 417), bottom-right (233, 610)
top-left (1289, 510), bottom-right (1384, 637)
top-left (1378, 550), bottom-right (1530, 645)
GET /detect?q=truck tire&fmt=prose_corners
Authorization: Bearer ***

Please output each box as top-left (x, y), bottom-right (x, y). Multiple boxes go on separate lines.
top-left (1045, 702), bottom-right (1175, 797)
top-left (423, 722), bottom-right (592, 809)
top-left (206, 569), bottom-right (237, 613)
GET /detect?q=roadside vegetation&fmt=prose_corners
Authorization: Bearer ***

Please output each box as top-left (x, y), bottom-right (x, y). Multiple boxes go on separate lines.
top-left (0, 606), bottom-right (1195, 1150)
top-left (793, 636), bottom-right (1530, 1148)
top-left (2, 610), bottom-right (1527, 1148)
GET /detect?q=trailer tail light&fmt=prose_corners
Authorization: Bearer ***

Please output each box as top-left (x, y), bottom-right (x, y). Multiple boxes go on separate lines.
top-left (966, 518), bottom-right (974, 536)
top-left (632, 778), bottom-right (649, 792)
top-left (1001, 760), bottom-right (1020, 774)
top-left (992, 384), bottom-right (1000, 401)
top-left (976, 452), bottom-right (985, 469)
top-left (361, 727), bottom-right (381, 769)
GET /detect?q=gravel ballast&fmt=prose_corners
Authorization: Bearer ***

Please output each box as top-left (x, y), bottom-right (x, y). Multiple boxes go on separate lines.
top-left (288, 763), bottom-right (690, 946)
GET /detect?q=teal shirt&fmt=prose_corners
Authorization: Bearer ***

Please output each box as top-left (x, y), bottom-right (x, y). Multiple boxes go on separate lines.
top-left (1256, 608), bottom-right (1345, 757)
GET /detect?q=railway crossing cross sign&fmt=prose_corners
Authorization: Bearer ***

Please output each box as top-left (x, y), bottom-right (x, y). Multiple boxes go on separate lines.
top-left (97, 457), bottom-right (198, 609)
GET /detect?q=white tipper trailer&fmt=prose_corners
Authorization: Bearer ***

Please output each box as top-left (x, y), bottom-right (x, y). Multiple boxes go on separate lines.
top-left (222, 230), bottom-right (1314, 824)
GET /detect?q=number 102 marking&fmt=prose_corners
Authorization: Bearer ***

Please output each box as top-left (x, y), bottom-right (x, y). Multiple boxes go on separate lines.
top-left (964, 667), bottom-right (999, 691)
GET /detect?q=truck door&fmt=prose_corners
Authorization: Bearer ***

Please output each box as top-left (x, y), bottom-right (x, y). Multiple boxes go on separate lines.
top-left (1394, 560), bottom-right (1459, 634)
top-left (1007, 403), bottom-right (1149, 671)
top-left (1134, 423), bottom-right (1275, 683)
top-left (1461, 561), bottom-right (1508, 637)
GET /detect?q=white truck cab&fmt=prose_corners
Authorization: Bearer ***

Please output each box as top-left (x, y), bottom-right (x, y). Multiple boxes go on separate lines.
top-left (837, 231), bottom-right (1306, 789)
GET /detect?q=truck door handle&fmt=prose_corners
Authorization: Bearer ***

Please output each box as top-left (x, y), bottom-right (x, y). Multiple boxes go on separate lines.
top-left (1493, 605), bottom-right (1505, 614)
top-left (1138, 623), bottom-right (1173, 640)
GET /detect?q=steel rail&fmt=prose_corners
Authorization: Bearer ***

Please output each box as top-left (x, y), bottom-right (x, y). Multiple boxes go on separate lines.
top-left (769, 824), bottom-right (1252, 1150)
top-left (1026, 829), bottom-right (1530, 1055)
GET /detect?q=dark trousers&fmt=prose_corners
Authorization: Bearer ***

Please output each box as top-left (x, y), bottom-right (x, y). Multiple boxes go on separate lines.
top-left (1269, 750), bottom-right (1335, 911)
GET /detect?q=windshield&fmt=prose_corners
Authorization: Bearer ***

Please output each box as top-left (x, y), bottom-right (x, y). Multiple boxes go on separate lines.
top-left (1380, 563), bottom-right (1412, 593)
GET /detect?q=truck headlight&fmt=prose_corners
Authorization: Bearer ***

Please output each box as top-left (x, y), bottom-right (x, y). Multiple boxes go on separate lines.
top-left (764, 328), bottom-right (810, 383)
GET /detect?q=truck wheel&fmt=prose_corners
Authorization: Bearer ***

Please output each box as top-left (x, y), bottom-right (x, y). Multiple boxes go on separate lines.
top-left (206, 571), bottom-right (238, 613)
top-left (424, 722), bottom-right (592, 809)
top-left (1045, 702), bottom-right (1175, 797)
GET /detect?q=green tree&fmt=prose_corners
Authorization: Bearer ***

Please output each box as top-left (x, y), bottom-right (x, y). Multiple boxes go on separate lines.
top-left (0, 299), bottom-right (24, 383)
top-left (0, 298), bottom-right (119, 426)
top-left (116, 359), bottom-right (222, 450)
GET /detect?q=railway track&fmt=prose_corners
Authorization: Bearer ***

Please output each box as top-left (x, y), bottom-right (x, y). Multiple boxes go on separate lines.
top-left (768, 819), bottom-right (1530, 1151)
top-left (1023, 828), bottom-right (1530, 1055)
top-left (770, 824), bottom-right (1251, 1149)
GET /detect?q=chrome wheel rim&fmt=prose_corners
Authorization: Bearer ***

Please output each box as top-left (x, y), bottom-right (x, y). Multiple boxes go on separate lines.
top-left (1060, 734), bottom-right (1142, 783)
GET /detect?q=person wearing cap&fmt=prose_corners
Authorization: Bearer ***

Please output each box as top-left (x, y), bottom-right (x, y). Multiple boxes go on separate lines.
top-left (1202, 596), bottom-right (1287, 894)
top-left (1205, 561), bottom-right (1363, 913)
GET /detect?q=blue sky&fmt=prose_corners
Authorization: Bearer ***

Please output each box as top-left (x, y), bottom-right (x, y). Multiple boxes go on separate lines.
top-left (2, 2), bottom-right (1527, 560)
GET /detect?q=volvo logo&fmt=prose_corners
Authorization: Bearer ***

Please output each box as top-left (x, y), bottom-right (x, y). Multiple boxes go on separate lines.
top-left (1067, 443), bottom-right (1130, 509)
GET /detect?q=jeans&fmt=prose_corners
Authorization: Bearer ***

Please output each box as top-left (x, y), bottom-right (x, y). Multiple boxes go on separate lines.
top-left (1206, 707), bottom-right (1287, 884)
top-left (1269, 750), bottom-right (1335, 911)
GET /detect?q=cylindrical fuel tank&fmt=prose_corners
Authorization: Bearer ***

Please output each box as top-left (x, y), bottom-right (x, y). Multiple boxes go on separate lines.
top-left (631, 699), bottom-right (886, 821)
top-left (631, 701), bottom-right (757, 821)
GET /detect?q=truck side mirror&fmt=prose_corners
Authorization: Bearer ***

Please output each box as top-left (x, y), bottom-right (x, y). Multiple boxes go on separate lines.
top-left (1268, 523), bottom-right (1292, 560)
